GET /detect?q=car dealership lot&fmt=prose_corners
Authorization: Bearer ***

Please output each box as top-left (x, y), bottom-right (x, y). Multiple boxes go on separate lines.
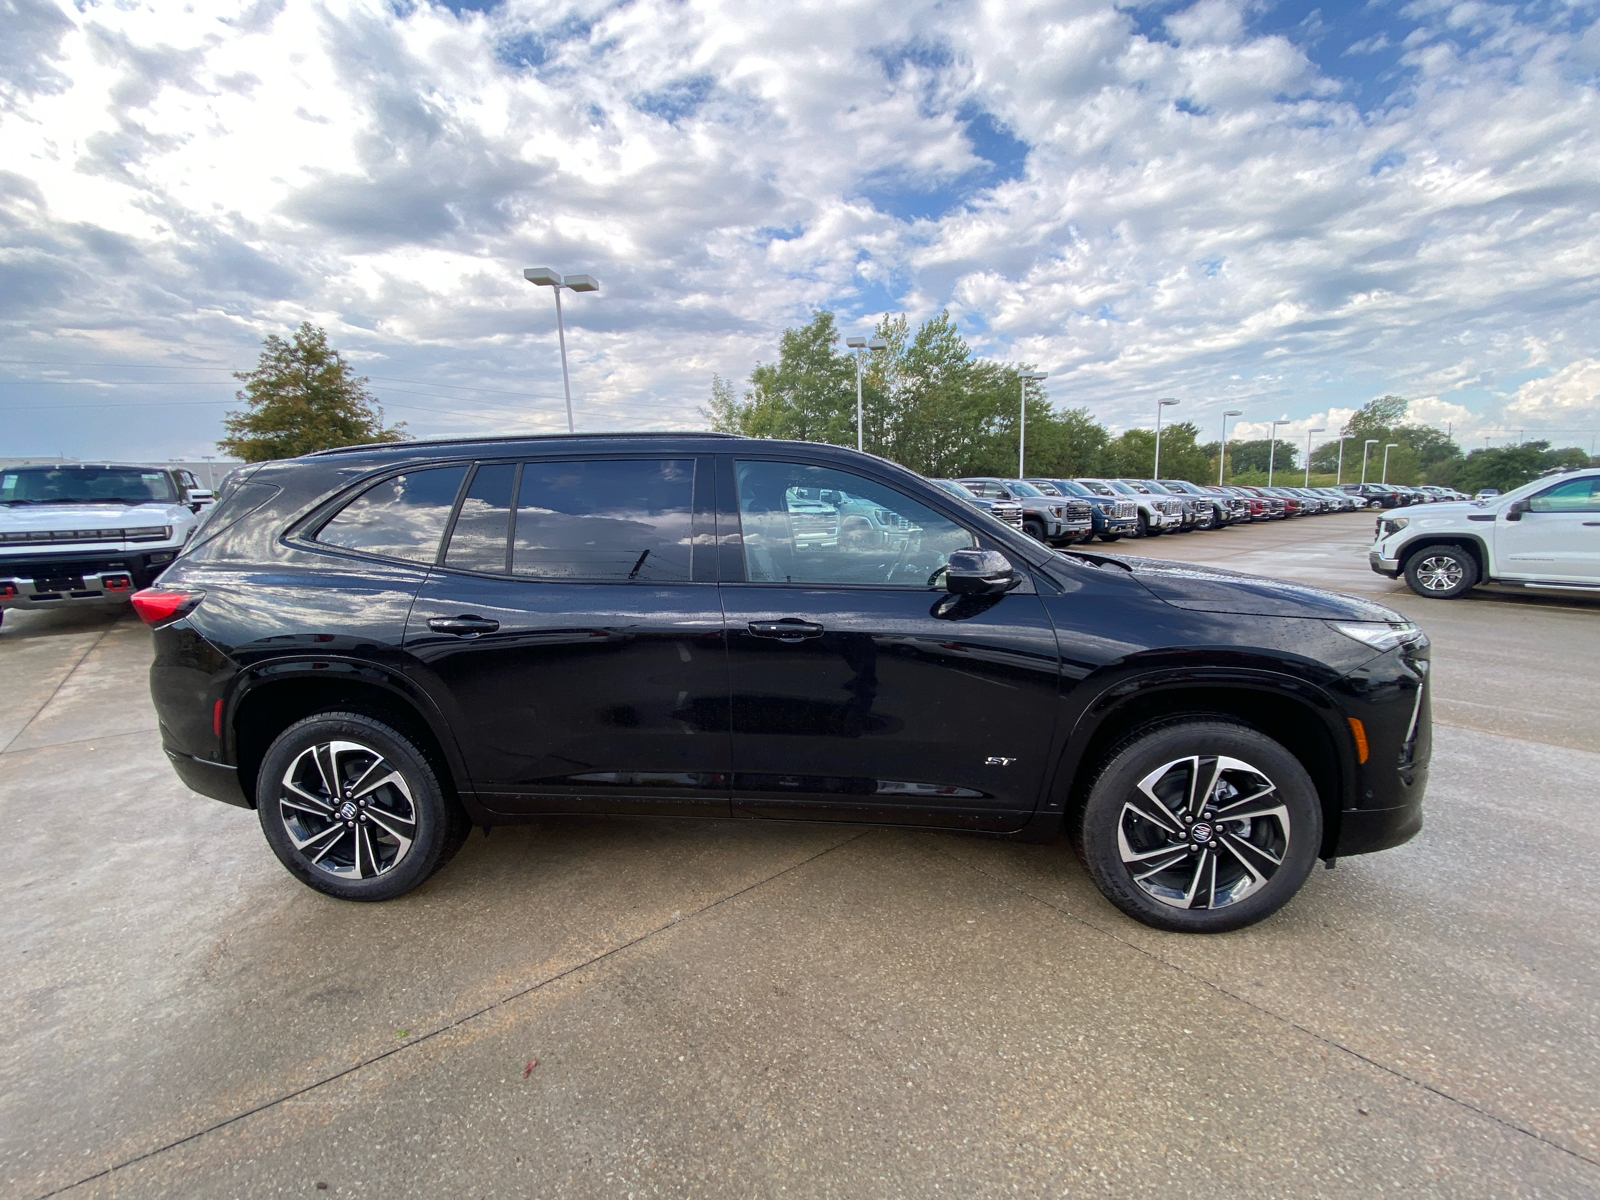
top-left (2, 510), bottom-right (1597, 1199)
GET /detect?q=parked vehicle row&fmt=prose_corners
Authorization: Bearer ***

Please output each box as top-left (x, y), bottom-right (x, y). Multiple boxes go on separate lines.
top-left (137, 433), bottom-right (1431, 935)
top-left (931, 475), bottom-right (1384, 546)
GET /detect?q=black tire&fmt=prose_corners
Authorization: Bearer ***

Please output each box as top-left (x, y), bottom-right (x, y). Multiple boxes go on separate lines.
top-left (1136, 512), bottom-right (1157, 537)
top-left (257, 711), bottom-right (469, 901)
top-left (1098, 533), bottom-right (1122, 543)
top-left (1403, 544), bottom-right (1479, 599)
top-left (1023, 517), bottom-right (1048, 543)
top-left (1073, 718), bottom-right (1323, 933)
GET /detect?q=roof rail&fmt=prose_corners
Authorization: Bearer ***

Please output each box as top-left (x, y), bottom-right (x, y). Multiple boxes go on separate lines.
top-left (305, 431), bottom-right (739, 458)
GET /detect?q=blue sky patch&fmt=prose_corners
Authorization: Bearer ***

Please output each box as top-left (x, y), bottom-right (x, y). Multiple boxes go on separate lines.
top-left (634, 74), bottom-right (716, 124)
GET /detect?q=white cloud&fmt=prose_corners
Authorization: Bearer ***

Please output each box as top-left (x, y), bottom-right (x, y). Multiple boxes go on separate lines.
top-left (1505, 359), bottom-right (1600, 426)
top-left (0, 0), bottom-right (1596, 459)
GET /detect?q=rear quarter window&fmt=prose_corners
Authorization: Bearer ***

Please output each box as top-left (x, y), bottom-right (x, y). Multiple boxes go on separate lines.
top-left (315, 466), bottom-right (469, 564)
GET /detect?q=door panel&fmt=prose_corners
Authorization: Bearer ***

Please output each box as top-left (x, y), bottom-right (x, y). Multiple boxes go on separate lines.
top-left (717, 457), bottom-right (1061, 831)
top-left (1495, 478), bottom-right (1600, 582)
top-left (401, 455), bottom-right (730, 816)
top-left (405, 575), bottom-right (730, 814)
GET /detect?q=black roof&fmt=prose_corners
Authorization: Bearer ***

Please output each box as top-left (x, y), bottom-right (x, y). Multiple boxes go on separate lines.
top-left (305, 431), bottom-right (737, 458)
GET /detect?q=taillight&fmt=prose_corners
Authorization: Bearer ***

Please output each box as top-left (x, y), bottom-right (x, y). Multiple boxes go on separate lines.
top-left (130, 587), bottom-right (204, 625)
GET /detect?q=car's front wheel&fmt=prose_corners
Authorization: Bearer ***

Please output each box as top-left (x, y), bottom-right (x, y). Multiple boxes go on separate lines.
top-left (1074, 718), bottom-right (1323, 933)
top-left (256, 711), bottom-right (469, 901)
top-left (1403, 545), bottom-right (1478, 599)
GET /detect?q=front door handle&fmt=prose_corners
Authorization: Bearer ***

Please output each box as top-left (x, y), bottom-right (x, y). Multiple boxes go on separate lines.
top-left (427, 615), bottom-right (500, 637)
top-left (747, 619), bottom-right (824, 641)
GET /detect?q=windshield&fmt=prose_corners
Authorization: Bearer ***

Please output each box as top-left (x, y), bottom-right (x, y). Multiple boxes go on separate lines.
top-left (1027, 481), bottom-right (1063, 496)
top-left (1105, 481), bottom-right (1139, 495)
top-left (1048, 479), bottom-right (1094, 498)
top-left (1008, 480), bottom-right (1047, 498)
top-left (1157, 480), bottom-right (1193, 493)
top-left (1075, 480), bottom-right (1116, 496)
top-left (0, 466), bottom-right (178, 506)
top-left (1139, 481), bottom-right (1176, 494)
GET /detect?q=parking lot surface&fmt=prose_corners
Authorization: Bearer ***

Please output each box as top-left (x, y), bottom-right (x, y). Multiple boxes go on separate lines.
top-left (3, 510), bottom-right (1597, 1199)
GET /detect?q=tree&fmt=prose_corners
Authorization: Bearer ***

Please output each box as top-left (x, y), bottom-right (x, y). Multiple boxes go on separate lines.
top-left (1225, 439), bottom-right (1299, 476)
top-left (1447, 442), bottom-right (1594, 494)
top-left (220, 324), bottom-right (405, 461)
top-left (1310, 394), bottom-right (1463, 485)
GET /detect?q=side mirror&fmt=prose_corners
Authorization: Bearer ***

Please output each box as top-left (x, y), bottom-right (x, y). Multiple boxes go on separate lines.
top-left (944, 549), bottom-right (1020, 595)
top-left (1504, 498), bottom-right (1530, 522)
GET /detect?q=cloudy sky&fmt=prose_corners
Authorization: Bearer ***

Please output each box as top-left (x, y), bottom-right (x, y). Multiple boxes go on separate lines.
top-left (2, 0), bottom-right (1597, 463)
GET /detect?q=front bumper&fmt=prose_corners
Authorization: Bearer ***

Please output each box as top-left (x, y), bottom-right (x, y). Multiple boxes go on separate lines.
top-left (1368, 549), bottom-right (1401, 578)
top-left (1, 549), bottom-right (181, 610)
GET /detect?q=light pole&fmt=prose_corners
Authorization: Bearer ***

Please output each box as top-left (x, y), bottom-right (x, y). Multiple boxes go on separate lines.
top-left (1153, 398), bottom-right (1179, 478)
top-left (1382, 442), bottom-right (1399, 484)
top-left (1266, 419), bottom-right (1289, 485)
top-left (1361, 438), bottom-right (1380, 483)
top-left (523, 267), bottom-right (601, 433)
top-left (846, 335), bottom-right (889, 452)
top-left (1304, 428), bottom-right (1325, 487)
top-left (1335, 437), bottom-right (1348, 484)
top-left (201, 455), bottom-right (216, 489)
top-left (1019, 371), bottom-right (1048, 477)
top-left (1218, 410), bottom-right (1243, 484)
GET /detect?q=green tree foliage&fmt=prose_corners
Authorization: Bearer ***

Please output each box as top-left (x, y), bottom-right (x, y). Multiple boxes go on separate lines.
top-left (1443, 443), bottom-right (1595, 494)
top-left (219, 324), bottom-right (405, 461)
top-left (1307, 395), bottom-right (1464, 486)
top-left (1224, 439), bottom-right (1300, 476)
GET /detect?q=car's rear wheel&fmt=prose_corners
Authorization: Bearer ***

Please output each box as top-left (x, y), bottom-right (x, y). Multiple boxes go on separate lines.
top-left (256, 711), bottom-right (469, 901)
top-left (1404, 545), bottom-right (1478, 599)
top-left (1074, 718), bottom-right (1322, 933)
top-left (1098, 533), bottom-right (1122, 542)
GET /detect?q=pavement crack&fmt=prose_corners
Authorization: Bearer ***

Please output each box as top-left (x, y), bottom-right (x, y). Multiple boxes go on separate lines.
top-left (0, 622), bottom-right (120, 756)
top-left (941, 848), bottom-right (1600, 1173)
top-left (35, 829), bottom-right (869, 1200)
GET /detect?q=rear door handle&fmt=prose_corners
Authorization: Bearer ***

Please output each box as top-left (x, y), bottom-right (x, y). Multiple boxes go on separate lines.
top-left (748, 619), bottom-right (824, 640)
top-left (427, 615), bottom-right (500, 637)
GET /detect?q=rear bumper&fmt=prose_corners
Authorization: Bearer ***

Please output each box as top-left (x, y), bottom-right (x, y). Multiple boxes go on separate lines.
top-left (164, 745), bottom-right (251, 808)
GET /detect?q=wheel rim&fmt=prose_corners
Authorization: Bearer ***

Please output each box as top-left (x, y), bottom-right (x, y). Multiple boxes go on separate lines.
top-left (1415, 555), bottom-right (1464, 591)
top-left (278, 739), bottom-right (417, 880)
top-left (1117, 755), bottom-right (1291, 911)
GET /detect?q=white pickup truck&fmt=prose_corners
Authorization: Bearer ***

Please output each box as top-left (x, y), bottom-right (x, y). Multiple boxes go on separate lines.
top-left (1369, 467), bottom-right (1600, 598)
top-left (0, 464), bottom-right (213, 627)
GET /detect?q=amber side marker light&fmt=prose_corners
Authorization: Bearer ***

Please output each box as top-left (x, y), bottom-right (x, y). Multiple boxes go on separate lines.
top-left (130, 588), bottom-right (204, 625)
top-left (1348, 717), bottom-right (1370, 764)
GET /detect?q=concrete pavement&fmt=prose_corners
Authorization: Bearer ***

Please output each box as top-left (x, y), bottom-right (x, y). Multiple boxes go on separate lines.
top-left (2, 512), bottom-right (1596, 1198)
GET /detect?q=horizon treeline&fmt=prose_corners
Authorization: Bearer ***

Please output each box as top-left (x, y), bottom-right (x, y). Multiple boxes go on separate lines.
top-left (707, 311), bottom-right (1595, 494)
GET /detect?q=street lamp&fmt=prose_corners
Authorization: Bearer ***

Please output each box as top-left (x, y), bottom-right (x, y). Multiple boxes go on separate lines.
top-left (201, 455), bottom-right (216, 489)
top-left (1335, 437), bottom-right (1348, 485)
top-left (1218, 410), bottom-right (1243, 484)
top-left (1382, 442), bottom-right (1399, 484)
top-left (522, 266), bottom-right (601, 433)
top-left (1304, 428), bottom-right (1325, 487)
top-left (1019, 371), bottom-right (1048, 477)
top-left (1361, 438), bottom-right (1380, 483)
top-left (1266, 419), bottom-right (1289, 485)
top-left (846, 335), bottom-right (889, 453)
top-left (1153, 398), bottom-right (1179, 479)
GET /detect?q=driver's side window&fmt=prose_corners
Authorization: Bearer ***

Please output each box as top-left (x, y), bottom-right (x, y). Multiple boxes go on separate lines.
top-left (1529, 478), bottom-right (1600, 513)
top-left (734, 461), bottom-right (976, 587)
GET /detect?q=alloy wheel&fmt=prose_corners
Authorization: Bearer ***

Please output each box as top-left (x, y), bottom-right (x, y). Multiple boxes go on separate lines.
top-left (1415, 555), bottom-right (1465, 592)
top-left (1117, 755), bottom-right (1290, 911)
top-left (278, 739), bottom-right (417, 880)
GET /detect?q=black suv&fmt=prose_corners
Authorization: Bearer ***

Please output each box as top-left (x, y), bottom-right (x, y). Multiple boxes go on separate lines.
top-left (141, 435), bottom-right (1430, 933)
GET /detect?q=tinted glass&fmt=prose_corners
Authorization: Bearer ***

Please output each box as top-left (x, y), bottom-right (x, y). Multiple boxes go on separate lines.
top-left (1076, 480), bottom-right (1116, 496)
top-left (1009, 481), bottom-right (1046, 497)
top-left (0, 466), bottom-right (179, 505)
top-left (735, 460), bottom-right (975, 587)
top-left (513, 459), bottom-right (694, 581)
top-left (445, 463), bottom-right (516, 573)
top-left (316, 466), bottom-right (467, 563)
top-left (1029, 481), bottom-right (1063, 495)
top-left (932, 479), bottom-right (978, 500)
top-left (1051, 480), bottom-right (1094, 497)
top-left (1529, 477), bottom-right (1600, 513)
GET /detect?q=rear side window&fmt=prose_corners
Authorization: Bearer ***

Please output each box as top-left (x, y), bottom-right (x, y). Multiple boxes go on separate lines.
top-left (316, 466), bottom-right (468, 564)
top-left (507, 459), bottom-right (695, 581)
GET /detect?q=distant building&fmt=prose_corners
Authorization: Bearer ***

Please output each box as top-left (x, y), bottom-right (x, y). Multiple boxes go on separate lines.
top-left (0, 457), bottom-right (243, 488)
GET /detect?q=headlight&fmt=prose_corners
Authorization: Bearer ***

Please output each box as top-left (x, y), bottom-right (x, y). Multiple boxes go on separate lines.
top-left (1048, 506), bottom-right (1064, 517)
top-left (1328, 621), bottom-right (1426, 652)
top-left (1381, 517), bottom-right (1409, 537)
